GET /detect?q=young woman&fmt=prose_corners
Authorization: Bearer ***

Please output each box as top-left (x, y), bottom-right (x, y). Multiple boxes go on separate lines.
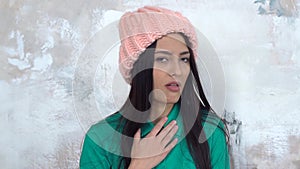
top-left (80, 6), bottom-right (230, 169)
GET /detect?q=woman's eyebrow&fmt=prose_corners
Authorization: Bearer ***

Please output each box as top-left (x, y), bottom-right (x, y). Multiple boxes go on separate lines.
top-left (180, 51), bottom-right (190, 56)
top-left (155, 50), bottom-right (190, 56)
top-left (154, 50), bottom-right (172, 55)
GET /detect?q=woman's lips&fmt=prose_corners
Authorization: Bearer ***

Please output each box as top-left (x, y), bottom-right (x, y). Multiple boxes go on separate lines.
top-left (165, 81), bottom-right (180, 92)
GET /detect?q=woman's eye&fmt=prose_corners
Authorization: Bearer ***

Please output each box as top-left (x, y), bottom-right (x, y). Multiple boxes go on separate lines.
top-left (181, 57), bottom-right (190, 63)
top-left (155, 57), bottom-right (168, 63)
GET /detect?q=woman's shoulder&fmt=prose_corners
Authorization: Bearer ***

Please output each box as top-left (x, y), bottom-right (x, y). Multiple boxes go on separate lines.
top-left (86, 112), bottom-right (123, 142)
top-left (200, 109), bottom-right (227, 141)
top-left (90, 112), bottom-right (122, 129)
top-left (201, 110), bottom-right (230, 167)
top-left (80, 112), bottom-right (125, 167)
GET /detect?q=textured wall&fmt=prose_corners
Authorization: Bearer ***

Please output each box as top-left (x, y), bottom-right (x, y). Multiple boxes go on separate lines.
top-left (1, 0), bottom-right (300, 168)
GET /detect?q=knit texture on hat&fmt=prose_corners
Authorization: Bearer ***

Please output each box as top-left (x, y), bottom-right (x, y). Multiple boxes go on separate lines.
top-left (119, 6), bottom-right (198, 84)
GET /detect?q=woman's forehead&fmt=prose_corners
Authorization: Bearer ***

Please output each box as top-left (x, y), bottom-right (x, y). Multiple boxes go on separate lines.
top-left (159, 33), bottom-right (186, 44)
top-left (155, 34), bottom-right (188, 53)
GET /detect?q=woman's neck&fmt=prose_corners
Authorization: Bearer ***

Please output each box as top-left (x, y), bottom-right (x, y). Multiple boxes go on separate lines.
top-left (150, 102), bottom-right (174, 124)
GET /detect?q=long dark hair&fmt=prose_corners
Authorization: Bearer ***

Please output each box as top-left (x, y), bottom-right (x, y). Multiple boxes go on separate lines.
top-left (117, 34), bottom-right (228, 168)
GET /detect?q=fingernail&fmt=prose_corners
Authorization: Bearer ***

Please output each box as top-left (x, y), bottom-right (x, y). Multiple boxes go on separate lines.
top-left (170, 120), bottom-right (176, 125)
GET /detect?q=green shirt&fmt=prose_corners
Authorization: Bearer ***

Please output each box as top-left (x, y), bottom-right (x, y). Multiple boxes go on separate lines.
top-left (80, 104), bottom-right (230, 168)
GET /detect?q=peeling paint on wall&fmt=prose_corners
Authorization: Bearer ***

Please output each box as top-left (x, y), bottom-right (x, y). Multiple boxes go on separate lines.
top-left (1, 1), bottom-right (300, 168)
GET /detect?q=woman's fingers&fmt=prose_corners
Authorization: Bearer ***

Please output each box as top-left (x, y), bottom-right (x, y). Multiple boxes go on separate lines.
top-left (164, 138), bottom-right (178, 152)
top-left (161, 124), bottom-right (178, 146)
top-left (157, 120), bottom-right (177, 139)
top-left (134, 128), bottom-right (141, 141)
top-left (146, 117), bottom-right (168, 137)
top-left (131, 119), bottom-right (179, 159)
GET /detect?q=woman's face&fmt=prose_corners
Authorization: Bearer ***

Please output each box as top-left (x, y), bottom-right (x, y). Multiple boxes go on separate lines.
top-left (152, 33), bottom-right (191, 104)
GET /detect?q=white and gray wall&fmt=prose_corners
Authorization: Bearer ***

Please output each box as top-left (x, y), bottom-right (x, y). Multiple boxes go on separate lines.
top-left (1, 0), bottom-right (300, 168)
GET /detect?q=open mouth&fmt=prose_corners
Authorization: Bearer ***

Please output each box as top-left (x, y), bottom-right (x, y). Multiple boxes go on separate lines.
top-left (165, 81), bottom-right (180, 92)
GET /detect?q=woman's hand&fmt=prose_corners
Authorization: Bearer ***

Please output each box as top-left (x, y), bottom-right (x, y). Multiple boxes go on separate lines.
top-left (128, 117), bottom-right (178, 169)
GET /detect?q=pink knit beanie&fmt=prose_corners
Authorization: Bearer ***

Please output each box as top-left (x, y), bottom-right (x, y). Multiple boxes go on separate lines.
top-left (119, 6), bottom-right (198, 84)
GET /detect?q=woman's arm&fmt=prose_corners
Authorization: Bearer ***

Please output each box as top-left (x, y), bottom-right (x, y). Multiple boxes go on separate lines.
top-left (207, 122), bottom-right (230, 169)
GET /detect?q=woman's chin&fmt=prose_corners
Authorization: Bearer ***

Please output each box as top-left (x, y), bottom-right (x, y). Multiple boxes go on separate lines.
top-left (166, 97), bottom-right (181, 104)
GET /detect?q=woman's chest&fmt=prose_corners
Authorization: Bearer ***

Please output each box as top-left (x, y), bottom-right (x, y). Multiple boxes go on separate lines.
top-left (153, 139), bottom-right (196, 169)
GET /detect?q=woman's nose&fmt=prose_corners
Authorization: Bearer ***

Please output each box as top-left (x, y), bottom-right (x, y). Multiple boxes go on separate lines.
top-left (169, 61), bottom-right (182, 77)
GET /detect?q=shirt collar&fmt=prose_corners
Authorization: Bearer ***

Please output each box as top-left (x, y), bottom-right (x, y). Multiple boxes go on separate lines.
top-left (141, 103), bottom-right (180, 137)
